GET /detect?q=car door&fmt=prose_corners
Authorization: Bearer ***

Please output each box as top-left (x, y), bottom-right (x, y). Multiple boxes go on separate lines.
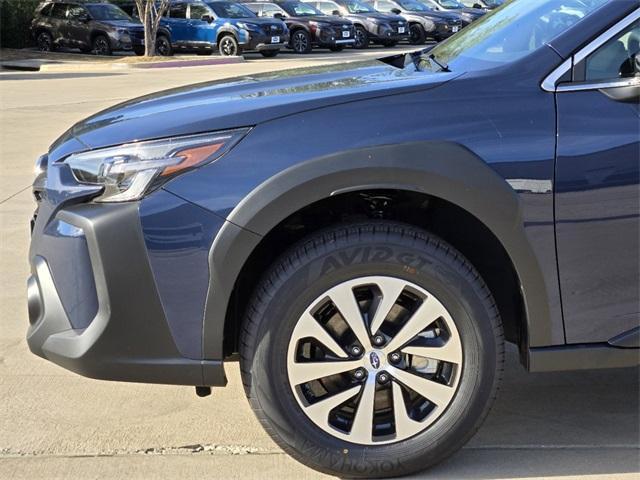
top-left (49, 2), bottom-right (69, 45)
top-left (187, 2), bottom-right (217, 45)
top-left (554, 15), bottom-right (640, 345)
top-left (65, 4), bottom-right (91, 49)
top-left (165, 2), bottom-right (190, 45)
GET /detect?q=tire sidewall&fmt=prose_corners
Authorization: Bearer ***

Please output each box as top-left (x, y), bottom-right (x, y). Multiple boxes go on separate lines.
top-left (246, 226), bottom-right (499, 477)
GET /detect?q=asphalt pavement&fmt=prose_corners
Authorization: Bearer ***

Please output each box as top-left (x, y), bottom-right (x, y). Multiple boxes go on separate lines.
top-left (1, 48), bottom-right (638, 479)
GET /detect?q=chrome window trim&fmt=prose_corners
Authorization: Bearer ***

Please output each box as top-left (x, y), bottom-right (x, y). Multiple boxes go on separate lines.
top-left (541, 8), bottom-right (640, 93)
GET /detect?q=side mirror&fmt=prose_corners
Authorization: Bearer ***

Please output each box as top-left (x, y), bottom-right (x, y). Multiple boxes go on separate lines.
top-left (274, 12), bottom-right (285, 19)
top-left (473, 3), bottom-right (482, 8)
top-left (391, 7), bottom-right (401, 14)
top-left (201, 14), bottom-right (214, 23)
top-left (332, 9), bottom-right (341, 16)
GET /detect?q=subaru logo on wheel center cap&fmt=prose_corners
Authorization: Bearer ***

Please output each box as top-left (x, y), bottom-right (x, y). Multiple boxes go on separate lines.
top-left (369, 352), bottom-right (381, 370)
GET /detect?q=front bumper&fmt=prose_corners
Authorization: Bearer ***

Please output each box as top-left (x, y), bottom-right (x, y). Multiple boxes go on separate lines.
top-left (27, 201), bottom-right (226, 387)
top-left (433, 22), bottom-right (462, 39)
top-left (315, 26), bottom-right (356, 47)
top-left (243, 31), bottom-right (290, 51)
top-left (371, 24), bottom-right (409, 42)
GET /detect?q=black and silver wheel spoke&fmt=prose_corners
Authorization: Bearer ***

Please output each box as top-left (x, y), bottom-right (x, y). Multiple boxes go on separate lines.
top-left (287, 276), bottom-right (463, 445)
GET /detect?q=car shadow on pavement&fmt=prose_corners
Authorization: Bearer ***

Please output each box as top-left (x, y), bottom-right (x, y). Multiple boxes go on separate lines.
top-left (405, 345), bottom-right (640, 479)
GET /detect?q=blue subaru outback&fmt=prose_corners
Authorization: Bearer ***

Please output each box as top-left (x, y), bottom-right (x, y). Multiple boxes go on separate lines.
top-left (156, 0), bottom-right (289, 56)
top-left (27, 1), bottom-right (639, 478)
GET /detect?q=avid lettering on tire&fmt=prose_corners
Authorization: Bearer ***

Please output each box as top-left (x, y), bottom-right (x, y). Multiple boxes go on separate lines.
top-left (240, 222), bottom-right (504, 478)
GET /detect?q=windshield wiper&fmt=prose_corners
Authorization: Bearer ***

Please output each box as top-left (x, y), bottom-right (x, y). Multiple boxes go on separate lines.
top-left (428, 54), bottom-right (450, 72)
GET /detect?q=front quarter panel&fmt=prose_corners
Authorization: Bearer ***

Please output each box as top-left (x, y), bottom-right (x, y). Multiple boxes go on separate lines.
top-left (165, 48), bottom-right (565, 360)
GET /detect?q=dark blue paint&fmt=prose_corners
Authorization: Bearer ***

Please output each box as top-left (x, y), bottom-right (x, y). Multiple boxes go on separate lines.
top-left (139, 189), bottom-right (225, 359)
top-left (555, 91), bottom-right (640, 344)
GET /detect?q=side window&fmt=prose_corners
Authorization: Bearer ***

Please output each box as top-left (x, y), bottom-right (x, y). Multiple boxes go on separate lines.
top-left (189, 3), bottom-right (210, 19)
top-left (169, 3), bottom-right (187, 18)
top-left (51, 3), bottom-right (68, 18)
top-left (261, 4), bottom-right (279, 16)
top-left (39, 3), bottom-right (53, 16)
top-left (375, 1), bottom-right (394, 12)
top-left (67, 5), bottom-right (87, 19)
top-left (584, 22), bottom-right (639, 81)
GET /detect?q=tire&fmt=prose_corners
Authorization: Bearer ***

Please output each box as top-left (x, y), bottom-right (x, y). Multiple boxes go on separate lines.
top-left (260, 50), bottom-right (279, 58)
top-left (218, 34), bottom-right (241, 56)
top-left (36, 31), bottom-right (54, 52)
top-left (354, 26), bottom-right (369, 49)
top-left (240, 222), bottom-right (504, 478)
top-left (409, 23), bottom-right (426, 45)
top-left (290, 29), bottom-right (312, 54)
top-left (329, 45), bottom-right (344, 52)
top-left (133, 46), bottom-right (145, 56)
top-left (92, 34), bottom-right (112, 56)
top-left (156, 35), bottom-right (173, 56)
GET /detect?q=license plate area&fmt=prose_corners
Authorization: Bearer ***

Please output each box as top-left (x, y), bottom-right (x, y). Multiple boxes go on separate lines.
top-left (271, 36), bottom-right (280, 43)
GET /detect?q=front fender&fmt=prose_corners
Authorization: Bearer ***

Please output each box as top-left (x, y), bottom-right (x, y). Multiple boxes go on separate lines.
top-left (200, 141), bottom-right (552, 361)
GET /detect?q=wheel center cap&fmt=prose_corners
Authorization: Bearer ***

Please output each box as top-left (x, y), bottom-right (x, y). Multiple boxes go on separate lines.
top-left (367, 350), bottom-right (385, 371)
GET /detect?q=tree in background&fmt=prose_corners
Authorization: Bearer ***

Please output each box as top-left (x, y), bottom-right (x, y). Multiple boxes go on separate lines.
top-left (135, 0), bottom-right (170, 56)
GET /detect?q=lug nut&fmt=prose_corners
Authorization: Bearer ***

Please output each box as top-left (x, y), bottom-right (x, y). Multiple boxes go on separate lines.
top-left (353, 368), bottom-right (367, 380)
top-left (372, 334), bottom-right (385, 347)
top-left (389, 352), bottom-right (401, 364)
top-left (377, 372), bottom-right (390, 384)
top-left (350, 345), bottom-right (363, 357)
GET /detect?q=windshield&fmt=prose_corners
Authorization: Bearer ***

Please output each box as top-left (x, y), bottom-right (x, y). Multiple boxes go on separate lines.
top-left (280, 2), bottom-right (322, 15)
top-left (208, 2), bottom-right (257, 18)
top-left (86, 4), bottom-right (131, 20)
top-left (398, 0), bottom-right (432, 12)
top-left (421, 0), bottom-right (609, 72)
top-left (343, 0), bottom-right (376, 13)
top-left (438, 0), bottom-right (464, 8)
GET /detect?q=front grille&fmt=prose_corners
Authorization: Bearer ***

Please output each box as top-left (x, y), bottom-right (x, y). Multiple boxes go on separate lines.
top-left (333, 25), bottom-right (352, 36)
top-left (262, 24), bottom-right (284, 35)
top-left (389, 20), bottom-right (406, 32)
top-left (129, 29), bottom-right (145, 39)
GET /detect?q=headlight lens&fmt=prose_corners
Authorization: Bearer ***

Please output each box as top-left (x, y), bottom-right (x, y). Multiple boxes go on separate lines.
top-left (64, 129), bottom-right (249, 202)
top-left (237, 22), bottom-right (260, 30)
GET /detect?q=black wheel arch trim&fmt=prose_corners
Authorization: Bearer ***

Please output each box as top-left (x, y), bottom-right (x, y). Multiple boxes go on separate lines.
top-left (202, 141), bottom-right (555, 361)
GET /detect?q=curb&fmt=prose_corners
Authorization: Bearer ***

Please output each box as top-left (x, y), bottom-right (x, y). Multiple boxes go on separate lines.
top-left (1, 55), bottom-right (245, 73)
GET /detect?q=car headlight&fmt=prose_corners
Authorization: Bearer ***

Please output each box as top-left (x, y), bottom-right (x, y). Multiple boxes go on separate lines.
top-left (237, 22), bottom-right (260, 31)
top-left (63, 129), bottom-right (249, 202)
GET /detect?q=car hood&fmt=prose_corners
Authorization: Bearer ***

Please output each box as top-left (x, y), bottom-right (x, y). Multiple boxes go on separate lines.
top-left (415, 10), bottom-right (460, 21)
top-left (240, 17), bottom-right (286, 26)
top-left (348, 12), bottom-right (405, 22)
top-left (290, 15), bottom-right (351, 25)
top-left (51, 60), bottom-right (461, 155)
top-left (96, 19), bottom-right (143, 30)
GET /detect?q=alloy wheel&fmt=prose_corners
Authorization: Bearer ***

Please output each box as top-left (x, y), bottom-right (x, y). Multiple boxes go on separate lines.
top-left (37, 32), bottom-right (52, 52)
top-left (292, 31), bottom-right (309, 53)
top-left (157, 37), bottom-right (170, 56)
top-left (94, 37), bottom-right (110, 55)
top-left (220, 37), bottom-right (237, 56)
top-left (287, 276), bottom-right (463, 445)
top-left (354, 28), bottom-right (367, 48)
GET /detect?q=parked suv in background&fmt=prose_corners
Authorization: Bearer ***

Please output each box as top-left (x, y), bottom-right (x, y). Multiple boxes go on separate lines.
top-left (26, 0), bottom-right (640, 478)
top-left (460, 0), bottom-right (502, 10)
top-left (304, 0), bottom-right (408, 48)
top-left (152, 0), bottom-right (288, 56)
top-left (367, 0), bottom-right (462, 43)
top-left (421, 0), bottom-right (484, 26)
top-left (31, 1), bottom-right (144, 55)
top-left (245, 1), bottom-right (355, 52)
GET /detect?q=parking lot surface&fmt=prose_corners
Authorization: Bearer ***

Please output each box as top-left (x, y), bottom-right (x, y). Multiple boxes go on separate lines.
top-left (1, 50), bottom-right (639, 479)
